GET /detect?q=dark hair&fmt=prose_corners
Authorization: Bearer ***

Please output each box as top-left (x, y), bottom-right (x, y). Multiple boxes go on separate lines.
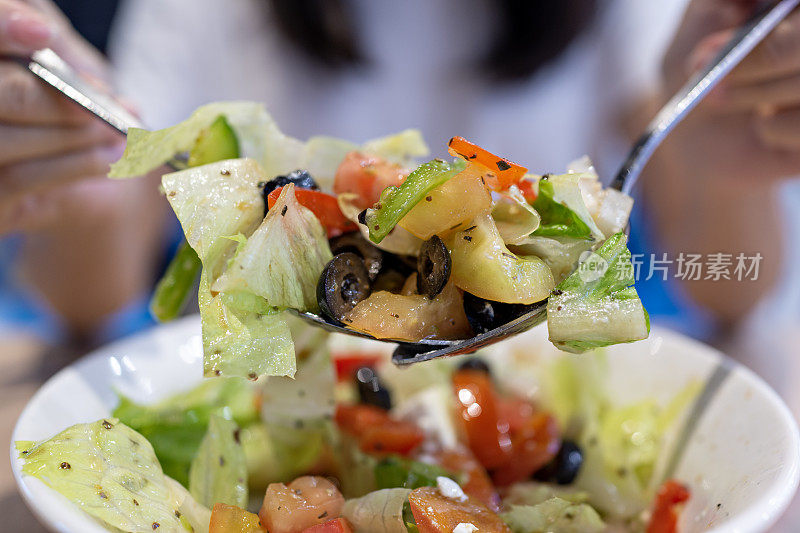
top-left (269, 0), bottom-right (599, 81)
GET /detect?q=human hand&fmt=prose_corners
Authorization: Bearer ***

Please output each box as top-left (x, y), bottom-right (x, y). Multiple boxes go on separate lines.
top-left (661, 0), bottom-right (800, 183)
top-left (0, 0), bottom-right (124, 234)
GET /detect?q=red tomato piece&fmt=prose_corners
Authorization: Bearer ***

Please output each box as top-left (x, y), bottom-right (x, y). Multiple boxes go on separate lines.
top-left (647, 480), bottom-right (691, 533)
top-left (517, 178), bottom-right (537, 202)
top-left (434, 448), bottom-right (501, 512)
top-left (408, 486), bottom-right (511, 533)
top-left (335, 404), bottom-right (424, 456)
top-left (267, 186), bottom-right (357, 238)
top-left (447, 136), bottom-right (527, 190)
top-left (490, 412), bottom-right (561, 486)
top-left (259, 476), bottom-right (345, 533)
top-left (333, 352), bottom-right (384, 382)
top-left (300, 518), bottom-right (353, 533)
top-left (210, 503), bottom-right (265, 533)
top-left (452, 369), bottom-right (512, 470)
top-left (333, 151), bottom-right (408, 209)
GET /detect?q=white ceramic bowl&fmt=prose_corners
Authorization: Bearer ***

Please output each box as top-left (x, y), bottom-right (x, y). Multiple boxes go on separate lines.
top-left (10, 316), bottom-right (800, 532)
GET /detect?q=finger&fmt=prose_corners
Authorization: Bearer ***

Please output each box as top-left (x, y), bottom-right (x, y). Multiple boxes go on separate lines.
top-left (0, 0), bottom-right (56, 55)
top-left (754, 106), bottom-right (800, 150)
top-left (0, 141), bottom-right (124, 196)
top-left (729, 13), bottom-right (800, 84)
top-left (0, 62), bottom-right (92, 125)
top-left (714, 71), bottom-right (800, 111)
top-left (0, 187), bottom-right (59, 234)
top-left (0, 121), bottom-right (119, 166)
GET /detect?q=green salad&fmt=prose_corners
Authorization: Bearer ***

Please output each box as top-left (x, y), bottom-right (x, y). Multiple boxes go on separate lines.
top-left (106, 101), bottom-right (648, 380)
top-left (17, 319), bottom-right (697, 533)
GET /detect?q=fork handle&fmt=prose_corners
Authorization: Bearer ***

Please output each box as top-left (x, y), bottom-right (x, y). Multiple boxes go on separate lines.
top-left (610, 0), bottom-right (800, 195)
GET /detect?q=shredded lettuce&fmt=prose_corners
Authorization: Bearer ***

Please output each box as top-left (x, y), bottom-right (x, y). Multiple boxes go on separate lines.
top-left (212, 184), bottom-right (332, 312)
top-left (532, 174), bottom-right (603, 241)
top-left (362, 129), bottom-right (429, 167)
top-left (363, 158), bottom-right (467, 243)
top-left (16, 419), bottom-right (200, 532)
top-left (501, 498), bottom-right (605, 533)
top-left (342, 488), bottom-right (412, 533)
top-left (541, 355), bottom-right (699, 521)
top-left (188, 415), bottom-right (247, 508)
top-left (547, 232), bottom-right (649, 353)
top-left (510, 236), bottom-right (593, 285)
top-left (112, 377), bottom-right (258, 486)
top-left (162, 159), bottom-right (305, 379)
top-left (502, 482), bottom-right (591, 507)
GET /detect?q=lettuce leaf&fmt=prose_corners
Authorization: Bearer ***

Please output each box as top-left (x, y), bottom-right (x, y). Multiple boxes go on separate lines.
top-left (492, 186), bottom-right (541, 245)
top-left (532, 174), bottom-right (603, 241)
top-left (161, 159), bottom-right (302, 379)
top-left (212, 184), bottom-right (332, 312)
top-left (540, 356), bottom-right (699, 520)
top-left (17, 419), bottom-right (199, 532)
top-left (546, 232), bottom-right (649, 353)
top-left (501, 498), bottom-right (605, 533)
top-left (112, 377), bottom-right (258, 486)
top-left (109, 101), bottom-right (274, 178)
top-left (189, 415), bottom-right (248, 508)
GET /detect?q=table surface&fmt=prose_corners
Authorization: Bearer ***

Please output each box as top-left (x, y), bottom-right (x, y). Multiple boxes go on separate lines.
top-left (1, 332), bottom-right (76, 533)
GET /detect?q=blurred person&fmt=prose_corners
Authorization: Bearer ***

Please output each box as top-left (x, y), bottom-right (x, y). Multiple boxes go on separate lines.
top-left (2, 0), bottom-right (800, 529)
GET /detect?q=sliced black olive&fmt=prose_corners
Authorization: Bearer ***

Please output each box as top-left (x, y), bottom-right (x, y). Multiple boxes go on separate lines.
top-left (416, 236), bottom-right (451, 299)
top-left (329, 233), bottom-right (383, 281)
top-left (261, 170), bottom-right (319, 214)
top-left (457, 357), bottom-right (491, 375)
top-left (355, 366), bottom-right (392, 410)
top-left (533, 440), bottom-right (584, 485)
top-left (317, 253), bottom-right (371, 324)
top-left (462, 292), bottom-right (533, 334)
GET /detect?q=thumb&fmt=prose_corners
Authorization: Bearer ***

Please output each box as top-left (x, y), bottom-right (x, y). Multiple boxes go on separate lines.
top-left (0, 0), bottom-right (56, 55)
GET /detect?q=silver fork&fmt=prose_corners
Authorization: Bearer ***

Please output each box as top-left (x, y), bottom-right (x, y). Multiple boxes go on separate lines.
top-left (21, 0), bottom-right (798, 365)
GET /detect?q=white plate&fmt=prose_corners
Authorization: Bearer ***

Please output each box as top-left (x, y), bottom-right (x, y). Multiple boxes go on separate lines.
top-left (10, 315), bottom-right (800, 532)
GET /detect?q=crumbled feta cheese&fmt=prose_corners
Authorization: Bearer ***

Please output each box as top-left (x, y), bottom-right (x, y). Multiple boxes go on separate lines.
top-left (452, 523), bottom-right (478, 533)
top-left (436, 476), bottom-right (467, 502)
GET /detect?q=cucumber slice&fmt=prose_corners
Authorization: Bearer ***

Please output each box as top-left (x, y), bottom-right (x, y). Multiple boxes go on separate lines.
top-left (449, 214), bottom-right (554, 305)
top-left (546, 232), bottom-right (649, 353)
top-left (187, 115), bottom-right (240, 167)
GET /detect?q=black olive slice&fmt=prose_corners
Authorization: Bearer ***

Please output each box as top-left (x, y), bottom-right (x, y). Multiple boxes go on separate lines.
top-left (462, 292), bottom-right (534, 334)
top-left (416, 235), bottom-right (451, 299)
top-left (261, 170), bottom-right (319, 214)
top-left (317, 253), bottom-right (371, 324)
top-left (329, 233), bottom-right (383, 281)
top-left (457, 357), bottom-right (491, 375)
top-left (533, 440), bottom-right (584, 485)
top-left (355, 366), bottom-right (392, 410)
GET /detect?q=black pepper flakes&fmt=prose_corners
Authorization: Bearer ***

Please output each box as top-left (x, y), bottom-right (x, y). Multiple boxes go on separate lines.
top-left (390, 313), bottom-right (400, 318)
top-left (463, 236), bottom-right (472, 242)
top-left (152, 522), bottom-right (160, 530)
top-left (133, 499), bottom-right (139, 506)
top-left (214, 370), bottom-right (222, 376)
top-left (501, 252), bottom-right (514, 259)
top-left (716, 503), bottom-right (722, 509)
top-left (496, 160), bottom-right (511, 171)
top-left (464, 225), bottom-right (477, 232)
top-left (99, 491), bottom-right (108, 500)
top-left (551, 289), bottom-right (564, 296)
top-left (233, 429), bottom-right (241, 444)
top-left (318, 511), bottom-right (329, 519)
top-left (374, 224), bottom-right (380, 231)
top-left (281, 205), bottom-right (288, 217)
top-left (175, 510), bottom-right (182, 518)
top-left (102, 420), bottom-right (113, 430)
top-left (425, 196), bottom-right (432, 202)
top-left (60, 462), bottom-right (71, 470)
top-left (248, 372), bottom-right (257, 381)
top-left (220, 169), bottom-right (230, 176)
top-left (219, 456), bottom-right (225, 467)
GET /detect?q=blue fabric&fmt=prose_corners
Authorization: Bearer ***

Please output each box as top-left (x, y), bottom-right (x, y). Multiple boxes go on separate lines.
top-left (627, 199), bottom-right (717, 341)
